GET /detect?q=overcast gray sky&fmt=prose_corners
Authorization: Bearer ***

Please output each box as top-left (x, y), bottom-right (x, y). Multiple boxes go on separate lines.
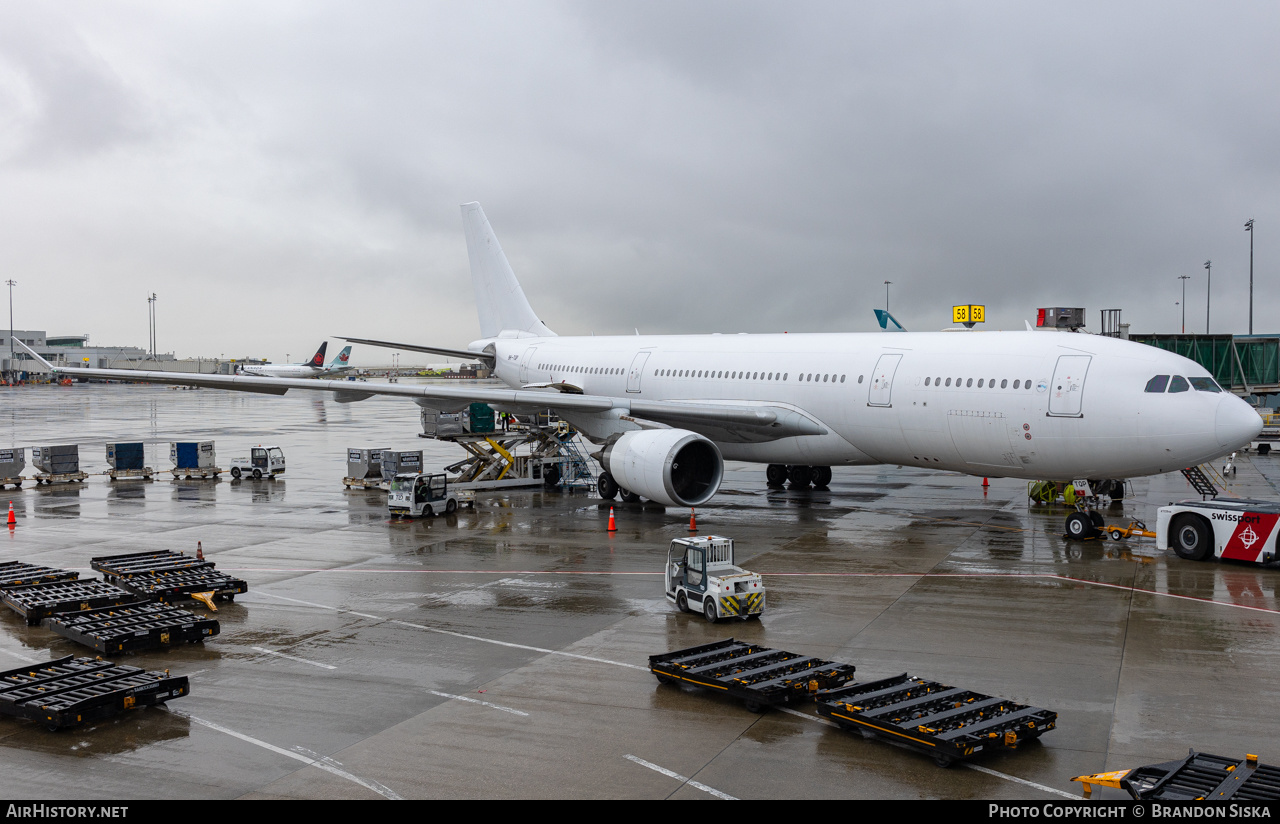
top-left (1, 1), bottom-right (1276, 364)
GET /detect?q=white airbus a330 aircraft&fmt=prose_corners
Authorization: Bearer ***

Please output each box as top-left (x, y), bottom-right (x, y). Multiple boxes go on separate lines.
top-left (21, 203), bottom-right (1262, 509)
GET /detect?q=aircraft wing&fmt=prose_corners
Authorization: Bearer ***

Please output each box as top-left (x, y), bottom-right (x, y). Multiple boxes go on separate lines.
top-left (17, 341), bottom-right (824, 439)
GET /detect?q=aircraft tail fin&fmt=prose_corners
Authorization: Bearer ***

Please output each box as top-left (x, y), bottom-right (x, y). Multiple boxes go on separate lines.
top-left (461, 202), bottom-right (556, 339)
top-left (308, 342), bottom-right (328, 367)
top-left (875, 309), bottom-right (906, 332)
top-left (329, 345), bottom-right (352, 369)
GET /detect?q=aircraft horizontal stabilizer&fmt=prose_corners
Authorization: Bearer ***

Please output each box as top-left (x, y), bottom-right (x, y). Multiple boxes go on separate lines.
top-left (338, 336), bottom-right (494, 367)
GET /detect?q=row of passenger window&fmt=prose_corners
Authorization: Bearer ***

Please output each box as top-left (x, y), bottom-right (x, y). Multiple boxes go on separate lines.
top-left (1143, 375), bottom-right (1222, 393)
top-left (924, 377), bottom-right (1033, 389)
top-left (536, 362), bottom-right (855, 385)
top-left (538, 364), bottom-right (623, 375)
top-left (654, 369), bottom-right (853, 383)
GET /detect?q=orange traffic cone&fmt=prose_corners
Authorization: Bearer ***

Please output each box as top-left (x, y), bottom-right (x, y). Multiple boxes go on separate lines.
top-left (196, 541), bottom-right (204, 561)
top-left (6, 501), bottom-right (14, 528)
top-left (607, 507), bottom-right (617, 532)
top-left (982, 477), bottom-right (989, 488)
top-left (688, 508), bottom-right (697, 532)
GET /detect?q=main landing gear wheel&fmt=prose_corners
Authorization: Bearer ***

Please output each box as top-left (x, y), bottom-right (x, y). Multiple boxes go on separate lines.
top-left (620, 489), bottom-right (641, 504)
top-left (788, 465), bottom-right (813, 487)
top-left (766, 464), bottom-right (788, 487)
top-left (812, 466), bottom-right (832, 487)
top-left (703, 597), bottom-right (718, 623)
top-left (1170, 514), bottom-right (1211, 561)
top-left (597, 471), bottom-right (619, 500)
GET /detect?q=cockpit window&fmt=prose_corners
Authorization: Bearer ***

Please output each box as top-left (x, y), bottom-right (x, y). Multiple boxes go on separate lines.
top-left (1168, 375), bottom-right (1190, 393)
top-left (1188, 377), bottom-right (1222, 392)
top-left (1145, 375), bottom-right (1170, 393)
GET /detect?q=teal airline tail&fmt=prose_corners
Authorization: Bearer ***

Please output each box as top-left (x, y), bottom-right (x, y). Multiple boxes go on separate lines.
top-left (328, 345), bottom-right (352, 370)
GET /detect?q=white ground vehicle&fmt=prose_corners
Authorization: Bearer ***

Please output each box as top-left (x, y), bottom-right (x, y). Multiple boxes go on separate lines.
top-left (664, 536), bottom-right (765, 622)
top-left (229, 446), bottom-right (286, 479)
top-left (388, 473), bottom-right (474, 518)
top-left (1157, 498), bottom-right (1280, 564)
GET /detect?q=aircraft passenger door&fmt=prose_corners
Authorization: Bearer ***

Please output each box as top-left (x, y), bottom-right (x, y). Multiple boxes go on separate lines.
top-left (627, 351), bottom-right (651, 394)
top-left (867, 353), bottom-right (903, 407)
top-left (1048, 355), bottom-right (1091, 417)
top-left (519, 346), bottom-right (538, 384)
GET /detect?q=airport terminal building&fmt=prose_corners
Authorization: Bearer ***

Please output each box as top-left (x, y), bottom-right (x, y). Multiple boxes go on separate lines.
top-left (1, 329), bottom-right (236, 379)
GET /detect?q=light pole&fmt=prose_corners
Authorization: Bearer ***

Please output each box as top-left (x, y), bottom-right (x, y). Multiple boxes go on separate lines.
top-left (1245, 219), bottom-right (1254, 334)
top-left (5, 279), bottom-right (15, 376)
top-left (147, 293), bottom-right (157, 359)
top-left (1178, 275), bottom-right (1190, 333)
top-left (883, 281), bottom-right (891, 314)
top-left (1204, 260), bottom-right (1211, 334)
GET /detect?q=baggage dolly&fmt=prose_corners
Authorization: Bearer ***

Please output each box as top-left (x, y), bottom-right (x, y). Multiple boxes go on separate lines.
top-left (31, 471), bottom-right (88, 486)
top-left (815, 673), bottom-right (1057, 767)
top-left (92, 549), bottom-right (211, 578)
top-left (0, 561), bottom-right (79, 589)
top-left (115, 568), bottom-right (246, 607)
top-left (650, 638), bottom-right (857, 713)
top-left (92, 550), bottom-right (247, 607)
top-left (1, 579), bottom-right (138, 626)
top-left (1073, 750), bottom-right (1280, 801)
top-left (0, 655), bottom-right (189, 730)
top-left (106, 467), bottom-right (154, 481)
top-left (47, 601), bottom-right (220, 654)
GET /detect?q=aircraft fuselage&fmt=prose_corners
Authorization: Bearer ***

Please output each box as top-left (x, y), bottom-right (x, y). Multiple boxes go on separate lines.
top-left (489, 329), bottom-right (1261, 481)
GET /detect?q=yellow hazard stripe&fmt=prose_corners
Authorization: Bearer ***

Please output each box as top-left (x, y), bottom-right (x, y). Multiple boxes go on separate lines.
top-left (826, 711), bottom-right (937, 747)
top-left (650, 669), bottom-right (729, 690)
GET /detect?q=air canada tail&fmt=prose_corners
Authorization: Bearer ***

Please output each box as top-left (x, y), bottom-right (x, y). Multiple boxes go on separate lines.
top-left (329, 345), bottom-right (352, 369)
top-left (308, 342), bottom-right (328, 366)
top-left (461, 202), bottom-right (556, 339)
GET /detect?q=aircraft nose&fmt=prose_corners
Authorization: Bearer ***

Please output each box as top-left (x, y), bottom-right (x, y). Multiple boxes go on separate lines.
top-left (1215, 394), bottom-right (1264, 448)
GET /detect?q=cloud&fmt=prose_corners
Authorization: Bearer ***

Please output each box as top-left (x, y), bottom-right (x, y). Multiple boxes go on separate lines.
top-left (0, 1), bottom-right (1277, 360)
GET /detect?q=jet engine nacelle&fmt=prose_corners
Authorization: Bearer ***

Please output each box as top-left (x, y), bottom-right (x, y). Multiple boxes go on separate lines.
top-left (601, 429), bottom-right (723, 508)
